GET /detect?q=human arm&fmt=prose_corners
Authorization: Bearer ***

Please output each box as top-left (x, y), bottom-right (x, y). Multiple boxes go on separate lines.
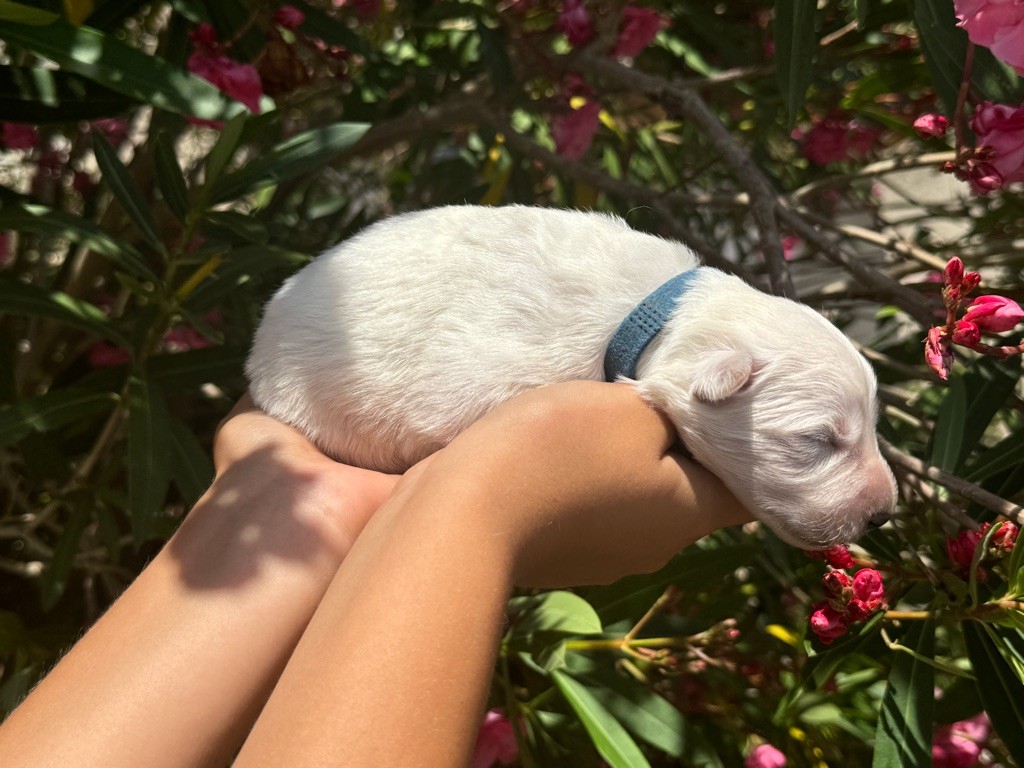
top-left (234, 381), bottom-right (752, 768)
top-left (0, 397), bottom-right (397, 768)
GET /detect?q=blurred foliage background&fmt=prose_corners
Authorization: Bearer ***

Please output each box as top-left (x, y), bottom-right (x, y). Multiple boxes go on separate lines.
top-left (1, 0), bottom-right (1024, 765)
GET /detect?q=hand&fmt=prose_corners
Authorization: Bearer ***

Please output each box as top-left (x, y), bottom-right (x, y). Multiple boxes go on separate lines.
top-left (392, 381), bottom-right (753, 588)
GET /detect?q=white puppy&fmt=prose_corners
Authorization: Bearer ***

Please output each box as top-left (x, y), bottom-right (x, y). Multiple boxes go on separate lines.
top-left (247, 205), bottom-right (897, 549)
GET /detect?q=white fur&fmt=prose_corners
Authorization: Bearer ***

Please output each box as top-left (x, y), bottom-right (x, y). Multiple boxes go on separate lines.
top-left (247, 205), bottom-right (897, 548)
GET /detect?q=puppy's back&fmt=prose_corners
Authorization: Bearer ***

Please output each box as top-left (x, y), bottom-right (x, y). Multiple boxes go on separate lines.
top-left (247, 206), bottom-right (699, 471)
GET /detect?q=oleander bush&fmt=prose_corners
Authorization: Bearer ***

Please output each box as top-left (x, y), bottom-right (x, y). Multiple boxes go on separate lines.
top-left (1, 0), bottom-right (1024, 765)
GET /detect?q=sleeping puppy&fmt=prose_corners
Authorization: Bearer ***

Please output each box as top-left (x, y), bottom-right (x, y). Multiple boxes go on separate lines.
top-left (247, 205), bottom-right (897, 549)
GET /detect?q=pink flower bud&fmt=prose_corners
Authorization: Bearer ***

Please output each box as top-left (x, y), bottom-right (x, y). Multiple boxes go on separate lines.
top-left (852, 568), bottom-right (885, 603)
top-left (806, 544), bottom-right (855, 569)
top-left (967, 160), bottom-right (1003, 195)
top-left (961, 272), bottom-right (982, 293)
top-left (925, 326), bottom-right (954, 380)
top-left (822, 570), bottom-right (853, 611)
top-left (914, 113), bottom-right (949, 138)
top-left (991, 521), bottom-right (1019, 551)
top-left (963, 294), bottom-right (1024, 333)
top-left (557, 0), bottom-right (595, 47)
top-left (274, 5), bottom-right (305, 29)
top-left (809, 602), bottom-right (848, 645)
top-left (470, 709), bottom-right (518, 768)
top-left (745, 743), bottom-right (787, 768)
top-left (946, 528), bottom-right (983, 568)
top-left (943, 256), bottom-right (964, 288)
top-left (951, 319), bottom-right (980, 346)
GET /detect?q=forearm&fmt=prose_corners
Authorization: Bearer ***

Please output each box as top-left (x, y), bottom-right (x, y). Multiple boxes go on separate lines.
top-left (0, 463), bottom-right (351, 768)
top-left (235, 470), bottom-right (514, 768)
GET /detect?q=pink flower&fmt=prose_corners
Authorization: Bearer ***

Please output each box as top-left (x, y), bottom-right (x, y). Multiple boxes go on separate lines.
top-left (793, 117), bottom-right (882, 165)
top-left (809, 602), bottom-right (848, 645)
top-left (944, 256), bottom-right (964, 288)
top-left (781, 235), bottom-right (801, 261)
top-left (962, 271), bottom-right (982, 293)
top-left (806, 544), bottom-right (855, 569)
top-left (914, 113), bottom-right (949, 138)
top-left (552, 101), bottom-right (601, 160)
top-left (274, 5), bottom-right (304, 28)
top-left (611, 6), bottom-right (667, 58)
top-left (970, 101), bottom-right (1024, 190)
top-left (470, 710), bottom-right (518, 768)
top-left (92, 118), bottom-right (130, 146)
top-left (87, 342), bottom-right (130, 368)
top-left (966, 160), bottom-right (1004, 194)
top-left (991, 520), bottom-right (1019, 551)
top-left (187, 24), bottom-right (263, 126)
top-left (955, 0), bottom-right (1024, 75)
top-left (558, 0), bottom-right (595, 47)
top-left (932, 712), bottom-right (990, 768)
top-left (163, 324), bottom-right (213, 353)
top-left (946, 528), bottom-right (983, 568)
top-left (962, 294), bottom-right (1024, 333)
top-left (745, 743), bottom-right (787, 768)
top-left (2, 123), bottom-right (39, 150)
top-left (846, 568), bottom-right (885, 620)
top-left (952, 319), bottom-right (980, 346)
top-left (349, 0), bottom-right (381, 20)
top-left (925, 326), bottom-right (954, 380)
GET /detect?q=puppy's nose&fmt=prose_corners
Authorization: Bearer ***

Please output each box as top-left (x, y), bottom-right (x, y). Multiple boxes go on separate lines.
top-left (867, 510), bottom-right (891, 529)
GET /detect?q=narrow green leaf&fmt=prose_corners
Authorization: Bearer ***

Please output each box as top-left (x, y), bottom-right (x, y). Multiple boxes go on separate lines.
top-left (126, 375), bottom-right (171, 544)
top-left (92, 130), bottom-right (165, 254)
top-left (153, 133), bottom-right (190, 221)
top-left (211, 122), bottom-right (370, 202)
top-left (508, 591), bottom-right (603, 637)
top-left (0, 278), bottom-right (130, 346)
top-left (203, 112), bottom-right (247, 192)
top-left (0, 388), bottom-right (119, 448)
top-left (963, 620), bottom-right (1024, 765)
top-left (959, 358), bottom-right (1020, 465)
top-left (854, 0), bottom-right (868, 27)
top-left (871, 620), bottom-right (935, 767)
top-left (0, 65), bottom-right (137, 123)
top-left (0, 0), bottom-right (58, 23)
top-left (167, 415), bottom-right (213, 506)
top-left (552, 670), bottom-right (652, 768)
top-left (39, 505), bottom-right (91, 610)
top-left (185, 246), bottom-right (308, 310)
top-left (774, 0), bottom-right (818, 123)
top-left (966, 429), bottom-right (1024, 483)
top-left (575, 668), bottom-right (687, 757)
top-left (0, 201), bottom-right (154, 279)
top-left (147, 345), bottom-right (246, 392)
top-left (1, 20), bottom-right (250, 122)
top-left (202, 211), bottom-right (268, 245)
top-left (930, 376), bottom-right (966, 472)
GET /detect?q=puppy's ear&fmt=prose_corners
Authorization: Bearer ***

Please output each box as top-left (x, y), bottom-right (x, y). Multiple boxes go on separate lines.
top-left (691, 349), bottom-right (758, 404)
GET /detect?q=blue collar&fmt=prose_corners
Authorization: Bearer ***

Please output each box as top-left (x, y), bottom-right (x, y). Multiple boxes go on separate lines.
top-left (604, 269), bottom-right (702, 381)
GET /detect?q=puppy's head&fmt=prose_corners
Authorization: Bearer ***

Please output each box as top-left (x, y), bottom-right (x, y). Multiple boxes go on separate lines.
top-left (635, 270), bottom-right (897, 549)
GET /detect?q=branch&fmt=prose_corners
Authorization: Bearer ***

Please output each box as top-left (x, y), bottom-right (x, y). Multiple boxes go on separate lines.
top-left (879, 437), bottom-right (1024, 525)
top-left (571, 52), bottom-right (796, 298)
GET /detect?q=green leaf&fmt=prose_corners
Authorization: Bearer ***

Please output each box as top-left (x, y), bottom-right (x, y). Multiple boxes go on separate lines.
top-left (574, 667), bottom-right (687, 757)
top-left (0, 388), bottom-right (119, 448)
top-left (291, 0), bottom-right (374, 58)
top-left (203, 112), bottom-right (247, 192)
top-left (0, 0), bottom-right (58, 23)
top-left (148, 346), bottom-right (247, 392)
top-left (930, 375), bottom-right (966, 472)
top-left (966, 429), bottom-right (1024, 483)
top-left (185, 246), bottom-right (308, 310)
top-left (959, 358), bottom-right (1020, 464)
top-left (585, 545), bottom-right (752, 625)
top-left (166, 415), bottom-right (213, 506)
top-left (92, 130), bottom-right (165, 254)
top-left (153, 133), bottom-right (190, 221)
top-left (126, 375), bottom-right (171, 544)
top-left (0, 278), bottom-right (130, 346)
top-left (1, 20), bottom-right (250, 123)
top-left (508, 591), bottom-right (603, 637)
top-left (551, 670), bottom-right (652, 768)
top-left (774, 0), bottom-right (818, 123)
top-left (871, 620), bottom-right (935, 767)
top-left (0, 65), bottom-right (137, 123)
top-left (0, 201), bottom-right (155, 279)
top-left (963, 620), bottom-right (1024, 765)
top-left (211, 122), bottom-right (370, 203)
top-left (854, 0), bottom-right (868, 27)
top-left (39, 504), bottom-right (91, 610)
top-left (915, 0), bottom-right (1021, 115)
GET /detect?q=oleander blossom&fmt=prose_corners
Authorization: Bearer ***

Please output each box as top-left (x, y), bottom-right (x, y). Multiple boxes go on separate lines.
top-left (810, 568), bottom-right (885, 643)
top-left (745, 743), bottom-right (787, 768)
top-left (557, 0), bottom-right (595, 47)
top-left (611, 6), bottom-right (667, 58)
top-left (470, 709), bottom-right (518, 768)
top-left (187, 23), bottom-right (263, 127)
top-left (932, 712), bottom-right (991, 768)
top-left (913, 113), bottom-right (949, 138)
top-left (793, 116), bottom-right (882, 165)
top-left (2, 123), bottom-right (39, 150)
top-left (552, 101), bottom-right (601, 159)
top-left (954, 0), bottom-right (1024, 75)
top-left (805, 544), bottom-right (856, 569)
top-left (969, 101), bottom-right (1024, 193)
top-left (962, 294), bottom-right (1024, 333)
